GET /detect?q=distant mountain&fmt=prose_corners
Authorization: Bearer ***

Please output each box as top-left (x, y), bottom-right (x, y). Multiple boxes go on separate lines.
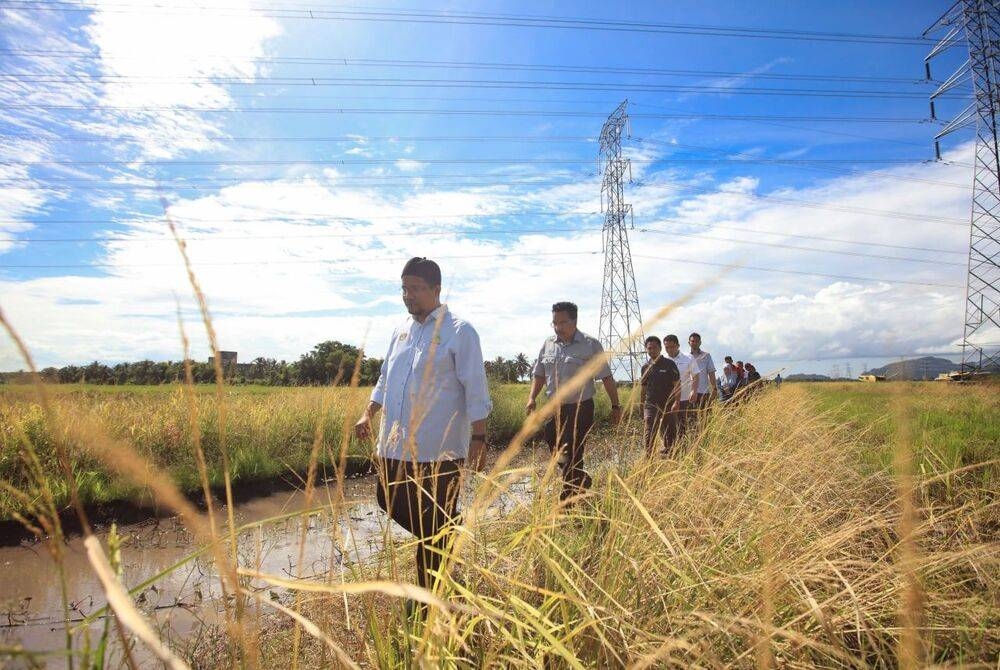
top-left (786, 373), bottom-right (833, 382)
top-left (862, 356), bottom-right (959, 381)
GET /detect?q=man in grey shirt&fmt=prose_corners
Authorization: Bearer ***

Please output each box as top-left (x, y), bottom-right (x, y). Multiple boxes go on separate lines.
top-left (526, 301), bottom-right (622, 500)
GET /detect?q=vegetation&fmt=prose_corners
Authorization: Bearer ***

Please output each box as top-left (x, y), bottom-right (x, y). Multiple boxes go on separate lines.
top-left (0, 383), bottom-right (611, 520)
top-left (1, 377), bottom-right (996, 668)
top-left (0, 340), bottom-right (384, 387)
top-left (0, 343), bottom-right (538, 387)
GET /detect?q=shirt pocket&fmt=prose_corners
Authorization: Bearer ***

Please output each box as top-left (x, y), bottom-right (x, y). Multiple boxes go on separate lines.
top-left (541, 355), bottom-right (557, 375)
top-left (561, 354), bottom-right (587, 381)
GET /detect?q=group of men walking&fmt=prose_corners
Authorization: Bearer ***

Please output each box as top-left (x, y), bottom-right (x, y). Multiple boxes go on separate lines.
top-left (353, 257), bottom-right (723, 603)
top-left (638, 332), bottom-right (716, 457)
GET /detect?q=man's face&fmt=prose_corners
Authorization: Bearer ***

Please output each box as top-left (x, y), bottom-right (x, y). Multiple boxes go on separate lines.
top-left (664, 339), bottom-right (680, 357)
top-left (401, 275), bottom-right (440, 316)
top-left (645, 340), bottom-right (661, 358)
top-left (689, 335), bottom-right (701, 352)
top-left (551, 311), bottom-right (576, 342)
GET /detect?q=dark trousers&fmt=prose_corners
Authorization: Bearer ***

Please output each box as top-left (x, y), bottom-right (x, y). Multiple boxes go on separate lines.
top-left (375, 457), bottom-right (462, 590)
top-left (664, 400), bottom-right (689, 456)
top-left (643, 404), bottom-right (669, 455)
top-left (543, 398), bottom-right (595, 500)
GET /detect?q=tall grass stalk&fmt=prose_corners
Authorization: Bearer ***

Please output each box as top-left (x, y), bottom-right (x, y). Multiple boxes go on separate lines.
top-left (165, 210), bottom-right (251, 669)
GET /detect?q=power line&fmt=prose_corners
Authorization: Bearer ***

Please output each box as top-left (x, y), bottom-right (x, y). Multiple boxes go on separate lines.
top-left (0, 249), bottom-right (602, 269)
top-left (630, 100), bottom-right (938, 149)
top-left (630, 254), bottom-right (961, 288)
top-left (0, 172), bottom-right (970, 226)
top-left (10, 225), bottom-right (606, 242)
top-left (0, 73), bottom-right (955, 99)
top-left (0, 134), bottom-right (598, 143)
top-left (0, 247), bottom-right (961, 289)
top-left (0, 0), bottom-right (943, 46)
top-left (633, 179), bottom-right (968, 226)
top-left (0, 175), bottom-right (592, 190)
top-left (0, 103), bottom-right (928, 123)
top-left (7, 225), bottom-right (960, 267)
top-left (0, 131), bottom-right (969, 190)
top-left (1, 157), bottom-right (946, 167)
top-left (635, 137), bottom-right (972, 189)
top-left (634, 228), bottom-right (964, 266)
top-left (0, 49), bottom-right (939, 85)
top-left (0, 212), bottom-right (967, 257)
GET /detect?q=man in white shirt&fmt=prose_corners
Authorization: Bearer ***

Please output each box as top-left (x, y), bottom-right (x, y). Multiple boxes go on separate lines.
top-left (354, 257), bottom-right (492, 596)
top-left (688, 332), bottom-right (718, 411)
top-left (663, 333), bottom-right (701, 450)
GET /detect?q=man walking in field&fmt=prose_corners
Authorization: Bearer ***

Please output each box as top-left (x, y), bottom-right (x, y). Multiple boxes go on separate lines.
top-left (526, 301), bottom-right (622, 500)
top-left (639, 336), bottom-right (680, 456)
top-left (688, 332), bottom-right (718, 411)
top-left (354, 257), bottom-right (492, 600)
top-left (663, 334), bottom-right (701, 452)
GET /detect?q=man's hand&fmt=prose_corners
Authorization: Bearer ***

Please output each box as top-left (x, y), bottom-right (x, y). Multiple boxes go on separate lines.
top-left (610, 406), bottom-right (623, 426)
top-left (353, 414), bottom-right (372, 441)
top-left (525, 399), bottom-right (537, 415)
top-left (467, 439), bottom-right (487, 471)
top-left (672, 401), bottom-right (681, 412)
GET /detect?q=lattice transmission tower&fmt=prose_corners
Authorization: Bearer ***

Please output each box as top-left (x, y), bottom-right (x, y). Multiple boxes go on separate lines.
top-left (598, 100), bottom-right (644, 382)
top-left (925, 0), bottom-right (1000, 375)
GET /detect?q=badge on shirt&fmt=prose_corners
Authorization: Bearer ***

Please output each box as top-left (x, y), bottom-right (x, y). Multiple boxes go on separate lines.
top-left (398, 333), bottom-right (408, 342)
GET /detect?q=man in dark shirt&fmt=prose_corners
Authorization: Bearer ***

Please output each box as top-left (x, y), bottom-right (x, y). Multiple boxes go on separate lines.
top-left (639, 335), bottom-right (680, 456)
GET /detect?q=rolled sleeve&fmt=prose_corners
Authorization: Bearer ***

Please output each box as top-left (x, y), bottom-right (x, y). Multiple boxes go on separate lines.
top-left (455, 325), bottom-right (492, 422)
top-left (591, 339), bottom-right (613, 380)
top-left (532, 345), bottom-right (547, 378)
top-left (369, 332), bottom-right (395, 405)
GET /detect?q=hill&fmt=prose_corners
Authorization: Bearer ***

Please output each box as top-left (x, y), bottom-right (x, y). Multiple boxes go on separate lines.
top-left (862, 356), bottom-right (959, 380)
top-left (786, 373), bottom-right (834, 382)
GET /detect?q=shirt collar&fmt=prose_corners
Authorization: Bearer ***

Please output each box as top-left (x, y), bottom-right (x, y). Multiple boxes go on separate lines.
top-left (413, 303), bottom-right (447, 326)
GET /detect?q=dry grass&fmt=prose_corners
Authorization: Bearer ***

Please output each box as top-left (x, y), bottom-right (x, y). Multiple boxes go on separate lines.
top-left (1, 290), bottom-right (996, 668)
top-left (199, 383), bottom-right (998, 668)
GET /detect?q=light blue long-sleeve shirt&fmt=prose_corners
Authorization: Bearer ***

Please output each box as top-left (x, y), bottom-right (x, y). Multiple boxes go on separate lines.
top-left (370, 305), bottom-right (492, 462)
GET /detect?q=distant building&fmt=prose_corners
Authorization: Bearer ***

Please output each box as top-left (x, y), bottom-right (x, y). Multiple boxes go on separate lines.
top-left (858, 374), bottom-right (886, 382)
top-left (208, 351), bottom-right (238, 376)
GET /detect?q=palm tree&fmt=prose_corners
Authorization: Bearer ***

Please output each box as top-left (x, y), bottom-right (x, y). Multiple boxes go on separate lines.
top-left (514, 353), bottom-right (531, 381)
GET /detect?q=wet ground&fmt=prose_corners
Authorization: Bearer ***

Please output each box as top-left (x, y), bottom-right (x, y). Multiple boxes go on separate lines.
top-left (0, 446), bottom-right (547, 667)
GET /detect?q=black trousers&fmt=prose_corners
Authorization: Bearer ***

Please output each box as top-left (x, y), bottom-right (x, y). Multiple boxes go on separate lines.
top-left (643, 404), bottom-right (669, 455)
top-left (543, 398), bottom-right (595, 500)
top-left (375, 457), bottom-right (462, 590)
top-left (664, 400), bottom-right (689, 456)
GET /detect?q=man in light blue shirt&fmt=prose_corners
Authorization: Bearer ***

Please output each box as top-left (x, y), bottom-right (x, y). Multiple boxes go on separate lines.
top-left (526, 301), bottom-right (621, 500)
top-left (354, 257), bottom-right (491, 597)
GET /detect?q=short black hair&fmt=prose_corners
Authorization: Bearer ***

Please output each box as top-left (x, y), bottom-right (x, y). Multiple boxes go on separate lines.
top-left (644, 335), bottom-right (661, 346)
top-left (551, 301), bottom-right (578, 321)
top-left (725, 355), bottom-right (733, 363)
top-left (664, 334), bottom-right (679, 345)
top-left (737, 360), bottom-right (743, 366)
top-left (401, 257), bottom-right (441, 287)
top-left (689, 332), bottom-right (701, 340)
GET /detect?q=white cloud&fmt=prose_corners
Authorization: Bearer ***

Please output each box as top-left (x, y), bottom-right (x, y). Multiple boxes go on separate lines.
top-left (394, 159), bottom-right (426, 173)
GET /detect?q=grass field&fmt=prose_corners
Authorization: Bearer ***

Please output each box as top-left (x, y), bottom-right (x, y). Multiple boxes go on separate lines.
top-left (0, 380), bottom-right (996, 668)
top-left (0, 382), bottom-right (622, 519)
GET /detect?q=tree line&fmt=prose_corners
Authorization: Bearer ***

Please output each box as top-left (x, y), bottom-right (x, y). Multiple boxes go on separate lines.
top-left (1, 342), bottom-right (535, 386)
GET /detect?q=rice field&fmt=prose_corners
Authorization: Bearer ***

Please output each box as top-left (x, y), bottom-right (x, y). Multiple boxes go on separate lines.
top-left (1, 382), bottom-right (609, 520)
top-left (0, 376), bottom-right (996, 668)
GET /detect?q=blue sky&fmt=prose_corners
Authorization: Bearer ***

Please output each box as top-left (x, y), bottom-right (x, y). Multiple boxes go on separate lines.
top-left (0, 0), bottom-right (992, 377)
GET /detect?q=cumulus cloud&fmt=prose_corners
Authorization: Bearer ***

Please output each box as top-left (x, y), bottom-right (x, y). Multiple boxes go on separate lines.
top-left (0, 7), bottom-right (983, 374)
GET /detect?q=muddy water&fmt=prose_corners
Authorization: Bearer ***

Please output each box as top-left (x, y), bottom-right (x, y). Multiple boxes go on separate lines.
top-left (0, 449), bottom-right (544, 666)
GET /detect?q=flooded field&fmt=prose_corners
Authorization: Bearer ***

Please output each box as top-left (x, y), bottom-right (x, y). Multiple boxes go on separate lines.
top-left (0, 447), bottom-right (543, 666)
